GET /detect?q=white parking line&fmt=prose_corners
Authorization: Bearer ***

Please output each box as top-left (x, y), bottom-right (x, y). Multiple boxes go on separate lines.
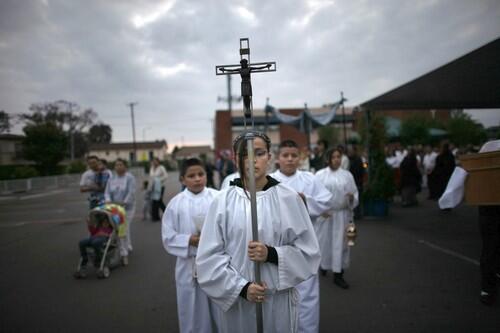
top-left (0, 217), bottom-right (82, 227)
top-left (418, 239), bottom-right (479, 266)
top-left (20, 189), bottom-right (71, 200)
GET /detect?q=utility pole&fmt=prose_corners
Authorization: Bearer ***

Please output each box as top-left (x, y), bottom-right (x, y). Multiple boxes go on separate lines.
top-left (304, 103), bottom-right (311, 150)
top-left (128, 102), bottom-right (138, 163)
top-left (217, 75), bottom-right (242, 112)
top-left (63, 101), bottom-right (79, 161)
top-left (264, 97), bottom-right (270, 134)
top-left (341, 91), bottom-right (347, 147)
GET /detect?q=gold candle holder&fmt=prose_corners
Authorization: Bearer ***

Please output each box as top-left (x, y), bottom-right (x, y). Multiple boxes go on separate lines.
top-left (346, 223), bottom-right (357, 246)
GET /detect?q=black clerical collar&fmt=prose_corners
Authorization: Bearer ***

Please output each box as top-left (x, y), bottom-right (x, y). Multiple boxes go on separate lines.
top-left (229, 175), bottom-right (280, 191)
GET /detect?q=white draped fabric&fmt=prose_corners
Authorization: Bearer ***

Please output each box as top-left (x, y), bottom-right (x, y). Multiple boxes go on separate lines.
top-left (270, 170), bottom-right (333, 333)
top-left (438, 167), bottom-right (467, 209)
top-left (315, 168), bottom-right (358, 272)
top-left (162, 187), bottom-right (219, 333)
top-left (265, 99), bottom-right (344, 131)
top-left (196, 183), bottom-right (321, 333)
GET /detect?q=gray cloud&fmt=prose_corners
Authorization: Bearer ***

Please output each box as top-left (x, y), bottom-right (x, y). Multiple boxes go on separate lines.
top-left (1, 0), bottom-right (499, 147)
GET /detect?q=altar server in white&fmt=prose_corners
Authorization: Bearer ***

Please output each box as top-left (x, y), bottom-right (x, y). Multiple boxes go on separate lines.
top-left (196, 131), bottom-right (321, 333)
top-left (315, 147), bottom-right (359, 289)
top-left (162, 158), bottom-right (219, 333)
top-left (270, 139), bottom-right (332, 333)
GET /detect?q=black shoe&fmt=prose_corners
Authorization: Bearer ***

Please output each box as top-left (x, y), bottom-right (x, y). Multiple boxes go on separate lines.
top-left (480, 291), bottom-right (496, 306)
top-left (333, 274), bottom-right (349, 289)
top-left (320, 269), bottom-right (327, 276)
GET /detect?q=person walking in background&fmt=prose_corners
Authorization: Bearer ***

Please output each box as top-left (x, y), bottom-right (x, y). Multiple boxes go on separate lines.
top-left (399, 149), bottom-right (422, 207)
top-left (204, 158), bottom-right (216, 189)
top-left (422, 145), bottom-right (438, 190)
top-left (142, 180), bottom-right (151, 221)
top-left (348, 146), bottom-right (365, 219)
top-left (149, 157), bottom-right (168, 221)
top-left (80, 155), bottom-right (105, 209)
top-left (310, 139), bottom-right (328, 173)
top-left (105, 158), bottom-right (136, 265)
top-left (315, 147), bottom-right (359, 289)
top-left (217, 150), bottom-right (235, 184)
top-left (429, 143), bottom-right (455, 200)
top-left (338, 145), bottom-right (350, 170)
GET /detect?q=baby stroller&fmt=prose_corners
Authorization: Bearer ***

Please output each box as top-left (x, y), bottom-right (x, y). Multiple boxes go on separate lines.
top-left (74, 203), bottom-right (126, 279)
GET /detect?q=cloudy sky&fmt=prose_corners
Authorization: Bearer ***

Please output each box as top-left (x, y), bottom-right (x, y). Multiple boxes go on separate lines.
top-left (1, 0), bottom-right (499, 149)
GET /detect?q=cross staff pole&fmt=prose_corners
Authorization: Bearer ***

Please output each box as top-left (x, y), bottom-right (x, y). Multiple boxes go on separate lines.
top-left (216, 38), bottom-right (275, 333)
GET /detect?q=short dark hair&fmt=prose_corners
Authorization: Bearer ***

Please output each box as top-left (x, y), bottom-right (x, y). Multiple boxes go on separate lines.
top-left (115, 158), bottom-right (128, 168)
top-left (87, 155), bottom-right (99, 161)
top-left (99, 158), bottom-right (108, 166)
top-left (180, 158), bottom-right (204, 177)
top-left (279, 139), bottom-right (298, 149)
top-left (317, 139), bottom-right (328, 149)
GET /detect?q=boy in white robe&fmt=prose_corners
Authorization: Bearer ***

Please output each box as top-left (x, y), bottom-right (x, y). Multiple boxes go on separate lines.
top-left (162, 158), bottom-right (219, 333)
top-left (270, 139), bottom-right (333, 333)
top-left (196, 131), bottom-right (321, 333)
top-left (315, 148), bottom-right (359, 289)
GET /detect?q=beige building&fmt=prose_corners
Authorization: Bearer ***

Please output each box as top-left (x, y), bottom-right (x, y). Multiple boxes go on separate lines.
top-left (0, 134), bottom-right (25, 165)
top-left (173, 145), bottom-right (214, 161)
top-left (88, 140), bottom-right (168, 163)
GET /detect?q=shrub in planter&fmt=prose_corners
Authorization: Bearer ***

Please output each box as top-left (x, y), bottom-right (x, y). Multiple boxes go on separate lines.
top-left (362, 114), bottom-right (395, 217)
top-left (13, 166), bottom-right (39, 179)
top-left (67, 160), bottom-right (87, 174)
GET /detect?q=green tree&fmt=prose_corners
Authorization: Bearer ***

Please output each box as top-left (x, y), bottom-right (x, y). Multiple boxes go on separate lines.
top-left (21, 100), bottom-right (98, 159)
top-left (22, 123), bottom-right (68, 175)
top-left (400, 116), bottom-right (431, 146)
top-left (317, 125), bottom-right (339, 148)
top-left (88, 123), bottom-right (112, 144)
top-left (0, 110), bottom-right (10, 133)
top-left (447, 113), bottom-right (487, 146)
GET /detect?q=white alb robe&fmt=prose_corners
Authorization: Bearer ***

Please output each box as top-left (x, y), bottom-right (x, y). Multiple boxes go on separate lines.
top-left (315, 167), bottom-right (358, 272)
top-left (220, 171), bottom-right (240, 190)
top-left (196, 182), bottom-right (321, 333)
top-left (270, 170), bottom-right (333, 333)
top-left (162, 187), bottom-right (219, 333)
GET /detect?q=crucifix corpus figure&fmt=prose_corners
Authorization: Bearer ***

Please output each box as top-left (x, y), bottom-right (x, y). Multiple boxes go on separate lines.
top-left (216, 38), bottom-right (276, 118)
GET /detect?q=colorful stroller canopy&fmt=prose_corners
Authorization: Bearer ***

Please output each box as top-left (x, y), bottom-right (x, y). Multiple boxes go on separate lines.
top-left (89, 203), bottom-right (127, 237)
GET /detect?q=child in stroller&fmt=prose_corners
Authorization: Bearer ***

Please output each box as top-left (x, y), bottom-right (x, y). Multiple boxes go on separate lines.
top-left (74, 204), bottom-right (125, 279)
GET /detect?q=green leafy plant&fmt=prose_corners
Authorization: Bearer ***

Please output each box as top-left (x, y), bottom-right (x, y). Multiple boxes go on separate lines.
top-left (67, 160), bottom-right (87, 174)
top-left (13, 166), bottom-right (39, 179)
top-left (364, 114), bottom-right (395, 201)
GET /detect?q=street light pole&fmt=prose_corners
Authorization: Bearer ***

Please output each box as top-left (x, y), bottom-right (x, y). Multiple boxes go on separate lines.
top-left (128, 102), bottom-right (138, 163)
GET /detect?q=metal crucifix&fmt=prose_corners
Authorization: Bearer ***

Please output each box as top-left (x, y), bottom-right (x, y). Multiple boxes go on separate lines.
top-left (216, 38), bottom-right (276, 124)
top-left (216, 38), bottom-right (276, 333)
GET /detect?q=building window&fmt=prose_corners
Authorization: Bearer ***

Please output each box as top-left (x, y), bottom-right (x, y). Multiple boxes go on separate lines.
top-left (149, 151), bottom-right (154, 161)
